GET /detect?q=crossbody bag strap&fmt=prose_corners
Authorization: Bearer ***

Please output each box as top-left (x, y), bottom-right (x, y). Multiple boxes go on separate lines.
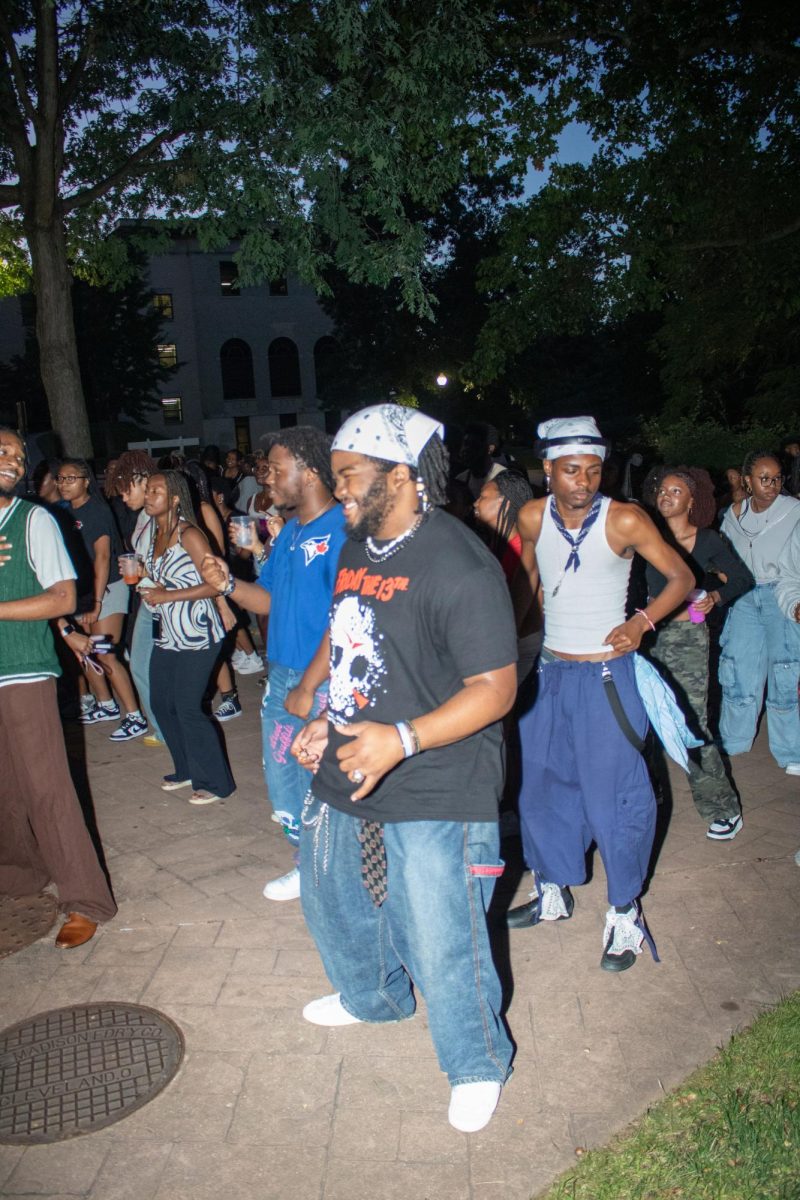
top-left (601, 664), bottom-right (646, 754)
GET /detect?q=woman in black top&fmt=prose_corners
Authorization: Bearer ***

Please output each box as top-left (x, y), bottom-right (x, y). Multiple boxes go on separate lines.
top-left (56, 458), bottom-right (147, 740)
top-left (643, 466), bottom-right (753, 840)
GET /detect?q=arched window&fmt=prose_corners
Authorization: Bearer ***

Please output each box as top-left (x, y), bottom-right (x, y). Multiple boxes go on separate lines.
top-left (268, 337), bottom-right (301, 398)
top-left (313, 335), bottom-right (342, 401)
top-left (220, 339), bottom-right (255, 400)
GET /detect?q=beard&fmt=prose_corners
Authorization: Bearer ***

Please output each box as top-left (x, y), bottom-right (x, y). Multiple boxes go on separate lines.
top-left (347, 472), bottom-right (395, 541)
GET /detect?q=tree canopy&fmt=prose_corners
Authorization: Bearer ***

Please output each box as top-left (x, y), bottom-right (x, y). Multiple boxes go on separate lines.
top-left (0, 0), bottom-right (557, 452)
top-left (470, 0), bottom-right (800, 427)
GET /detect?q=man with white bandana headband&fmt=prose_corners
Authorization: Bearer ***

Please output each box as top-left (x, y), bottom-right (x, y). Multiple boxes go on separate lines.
top-left (508, 417), bottom-right (693, 971)
top-left (290, 403), bottom-right (518, 1133)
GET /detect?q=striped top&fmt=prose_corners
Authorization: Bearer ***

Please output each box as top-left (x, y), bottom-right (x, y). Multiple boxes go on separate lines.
top-left (146, 524), bottom-right (224, 652)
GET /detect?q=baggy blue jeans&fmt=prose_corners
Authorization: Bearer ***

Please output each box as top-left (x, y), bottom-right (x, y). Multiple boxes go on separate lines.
top-left (130, 604), bottom-right (163, 740)
top-left (719, 583), bottom-right (800, 767)
top-left (260, 663), bottom-right (328, 845)
top-left (300, 796), bottom-right (513, 1087)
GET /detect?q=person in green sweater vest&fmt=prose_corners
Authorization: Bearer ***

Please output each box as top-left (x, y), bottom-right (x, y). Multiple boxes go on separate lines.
top-left (0, 427), bottom-right (117, 948)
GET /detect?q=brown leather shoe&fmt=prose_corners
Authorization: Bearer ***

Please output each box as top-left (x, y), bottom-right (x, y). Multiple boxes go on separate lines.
top-left (55, 912), bottom-right (98, 949)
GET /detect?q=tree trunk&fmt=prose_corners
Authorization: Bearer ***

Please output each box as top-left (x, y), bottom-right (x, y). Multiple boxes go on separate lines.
top-left (26, 218), bottom-right (94, 457)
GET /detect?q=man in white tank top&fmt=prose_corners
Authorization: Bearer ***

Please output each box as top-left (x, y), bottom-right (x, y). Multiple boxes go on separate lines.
top-left (508, 417), bottom-right (693, 971)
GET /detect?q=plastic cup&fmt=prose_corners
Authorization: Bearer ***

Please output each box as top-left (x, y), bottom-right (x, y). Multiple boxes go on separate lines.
top-left (687, 588), bottom-right (707, 624)
top-left (230, 515), bottom-right (256, 548)
top-left (119, 554), bottom-right (139, 585)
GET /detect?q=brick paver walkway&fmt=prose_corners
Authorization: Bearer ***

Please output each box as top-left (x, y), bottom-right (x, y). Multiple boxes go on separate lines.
top-left (1, 670), bottom-right (798, 1199)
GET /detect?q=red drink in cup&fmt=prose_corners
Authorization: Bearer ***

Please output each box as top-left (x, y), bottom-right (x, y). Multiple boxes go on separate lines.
top-left (119, 554), bottom-right (139, 585)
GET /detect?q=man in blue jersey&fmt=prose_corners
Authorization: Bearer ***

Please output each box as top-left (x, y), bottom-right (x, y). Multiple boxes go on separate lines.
top-left (201, 426), bottom-right (346, 901)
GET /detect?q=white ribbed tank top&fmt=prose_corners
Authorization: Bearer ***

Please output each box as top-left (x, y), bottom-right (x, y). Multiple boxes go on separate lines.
top-left (537, 495), bottom-right (631, 654)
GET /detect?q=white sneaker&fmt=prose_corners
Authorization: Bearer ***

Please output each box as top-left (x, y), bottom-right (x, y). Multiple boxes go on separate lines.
top-left (262, 866), bottom-right (300, 901)
top-left (785, 763), bottom-right (800, 776)
top-left (236, 651), bottom-right (264, 675)
top-left (302, 993), bottom-right (362, 1026)
top-left (230, 649), bottom-right (246, 670)
top-left (448, 1082), bottom-right (502, 1132)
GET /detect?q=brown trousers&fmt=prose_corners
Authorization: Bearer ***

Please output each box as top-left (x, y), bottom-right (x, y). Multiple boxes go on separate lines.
top-left (0, 678), bottom-right (117, 923)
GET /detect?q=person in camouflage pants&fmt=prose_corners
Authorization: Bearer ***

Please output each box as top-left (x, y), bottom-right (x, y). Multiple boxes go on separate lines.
top-left (647, 619), bottom-right (740, 825)
top-left (642, 466), bottom-right (752, 840)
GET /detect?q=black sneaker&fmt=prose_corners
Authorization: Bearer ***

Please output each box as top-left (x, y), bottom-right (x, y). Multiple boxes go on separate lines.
top-left (215, 695), bottom-right (243, 722)
top-left (600, 905), bottom-right (643, 972)
top-left (706, 814), bottom-right (743, 841)
top-left (507, 883), bottom-right (574, 928)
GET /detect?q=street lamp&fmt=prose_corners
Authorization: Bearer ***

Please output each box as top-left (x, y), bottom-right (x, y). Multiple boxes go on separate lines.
top-left (435, 372), bottom-right (448, 388)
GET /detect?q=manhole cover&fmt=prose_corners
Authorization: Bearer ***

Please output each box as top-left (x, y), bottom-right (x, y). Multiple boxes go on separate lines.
top-left (0, 1003), bottom-right (184, 1143)
top-left (0, 893), bottom-right (58, 960)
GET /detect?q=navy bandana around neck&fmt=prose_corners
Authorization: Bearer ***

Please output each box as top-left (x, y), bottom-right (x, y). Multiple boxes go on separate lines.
top-left (549, 493), bottom-right (603, 575)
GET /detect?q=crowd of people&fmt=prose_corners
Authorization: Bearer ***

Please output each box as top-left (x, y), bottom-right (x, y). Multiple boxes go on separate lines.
top-left (1, 409), bottom-right (798, 1133)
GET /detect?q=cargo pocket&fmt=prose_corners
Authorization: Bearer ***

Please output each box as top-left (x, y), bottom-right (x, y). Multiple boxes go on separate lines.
top-left (618, 786), bottom-right (655, 854)
top-left (718, 654), bottom-right (741, 701)
top-left (768, 660), bottom-right (800, 713)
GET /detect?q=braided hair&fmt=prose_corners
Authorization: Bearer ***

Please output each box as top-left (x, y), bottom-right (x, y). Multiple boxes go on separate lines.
top-left (487, 469), bottom-right (534, 552)
top-left (57, 456), bottom-right (104, 502)
top-left (158, 469), bottom-right (199, 538)
top-left (271, 426), bottom-right (334, 494)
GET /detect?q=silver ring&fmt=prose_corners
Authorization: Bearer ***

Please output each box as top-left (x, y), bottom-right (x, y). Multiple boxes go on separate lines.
top-left (351, 769), bottom-right (365, 784)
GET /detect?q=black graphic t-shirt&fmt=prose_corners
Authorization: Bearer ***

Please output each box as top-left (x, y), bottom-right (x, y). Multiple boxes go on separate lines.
top-left (313, 507), bottom-right (518, 822)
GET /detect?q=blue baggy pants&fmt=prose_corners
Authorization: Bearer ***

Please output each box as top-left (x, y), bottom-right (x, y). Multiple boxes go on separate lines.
top-left (518, 652), bottom-right (656, 907)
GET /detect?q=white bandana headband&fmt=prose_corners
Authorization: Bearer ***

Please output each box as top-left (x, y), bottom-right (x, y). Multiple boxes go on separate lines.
top-left (536, 416), bottom-right (608, 461)
top-left (332, 404), bottom-right (444, 468)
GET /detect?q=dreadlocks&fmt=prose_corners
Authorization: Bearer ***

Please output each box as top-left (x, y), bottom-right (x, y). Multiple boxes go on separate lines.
top-left (114, 450), bottom-right (157, 496)
top-left (370, 434), bottom-right (451, 510)
top-left (271, 426), bottom-right (334, 493)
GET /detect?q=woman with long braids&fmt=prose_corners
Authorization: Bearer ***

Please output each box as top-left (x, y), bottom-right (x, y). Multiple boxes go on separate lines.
top-left (141, 470), bottom-right (234, 803)
top-left (474, 468), bottom-right (541, 683)
top-left (56, 457), bottom-right (147, 739)
top-left (719, 449), bottom-right (800, 774)
top-left (644, 466), bottom-right (753, 839)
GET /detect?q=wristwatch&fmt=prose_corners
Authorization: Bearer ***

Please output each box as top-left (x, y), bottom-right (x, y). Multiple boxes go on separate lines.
top-left (60, 622), bottom-right (78, 638)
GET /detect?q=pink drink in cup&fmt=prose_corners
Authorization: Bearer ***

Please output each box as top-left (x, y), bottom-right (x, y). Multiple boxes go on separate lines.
top-left (687, 588), bottom-right (707, 624)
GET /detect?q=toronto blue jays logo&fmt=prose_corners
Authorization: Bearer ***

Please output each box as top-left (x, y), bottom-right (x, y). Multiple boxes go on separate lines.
top-left (300, 534), bottom-right (331, 565)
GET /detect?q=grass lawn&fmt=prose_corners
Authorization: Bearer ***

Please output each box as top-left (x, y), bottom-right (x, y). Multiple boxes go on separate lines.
top-left (534, 992), bottom-right (800, 1200)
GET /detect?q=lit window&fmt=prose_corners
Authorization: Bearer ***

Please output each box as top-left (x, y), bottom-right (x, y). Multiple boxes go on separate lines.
top-left (269, 277), bottom-right (288, 296)
top-left (153, 292), bottom-right (174, 319)
top-left (161, 396), bottom-right (183, 424)
top-left (157, 343), bottom-right (177, 368)
top-left (219, 261), bottom-right (239, 296)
